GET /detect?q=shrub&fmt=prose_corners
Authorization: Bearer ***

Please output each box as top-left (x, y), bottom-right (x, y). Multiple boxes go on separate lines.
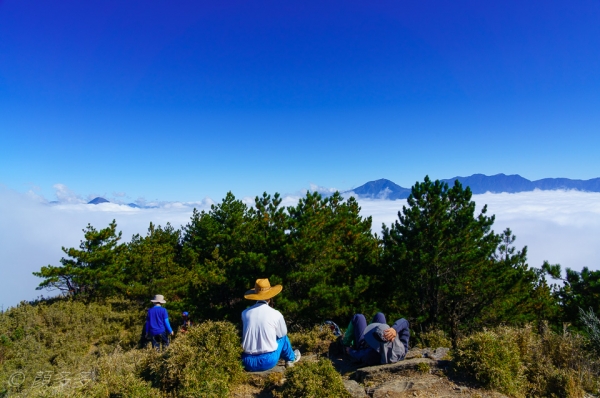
top-left (417, 362), bottom-right (431, 374)
top-left (455, 327), bottom-right (526, 397)
top-left (0, 298), bottom-right (146, 397)
top-left (455, 325), bottom-right (600, 397)
top-left (143, 320), bottom-right (246, 397)
top-left (276, 358), bottom-right (350, 398)
top-left (522, 327), bottom-right (593, 397)
top-left (288, 325), bottom-right (337, 355)
top-left (580, 307), bottom-right (600, 355)
top-left (82, 347), bottom-right (161, 398)
top-left (417, 329), bottom-right (451, 348)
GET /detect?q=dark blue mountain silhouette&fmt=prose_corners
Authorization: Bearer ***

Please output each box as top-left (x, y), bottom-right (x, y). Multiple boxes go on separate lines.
top-left (88, 197), bottom-right (109, 204)
top-left (349, 178), bottom-right (412, 200)
top-left (348, 174), bottom-right (600, 199)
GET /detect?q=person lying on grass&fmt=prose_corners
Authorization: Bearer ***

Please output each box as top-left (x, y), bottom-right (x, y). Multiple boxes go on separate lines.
top-left (343, 312), bottom-right (410, 366)
top-left (241, 278), bottom-right (301, 372)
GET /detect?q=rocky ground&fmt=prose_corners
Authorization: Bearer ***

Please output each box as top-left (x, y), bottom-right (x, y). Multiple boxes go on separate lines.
top-left (232, 347), bottom-right (509, 398)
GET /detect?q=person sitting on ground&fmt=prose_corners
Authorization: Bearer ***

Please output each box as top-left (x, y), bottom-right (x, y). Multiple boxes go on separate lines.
top-left (342, 312), bottom-right (409, 366)
top-left (180, 311), bottom-right (193, 333)
top-left (144, 294), bottom-right (174, 351)
top-left (241, 278), bottom-right (301, 372)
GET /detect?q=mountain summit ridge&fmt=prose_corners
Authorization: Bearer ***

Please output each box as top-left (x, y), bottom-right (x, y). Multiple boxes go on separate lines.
top-left (347, 173), bottom-right (600, 199)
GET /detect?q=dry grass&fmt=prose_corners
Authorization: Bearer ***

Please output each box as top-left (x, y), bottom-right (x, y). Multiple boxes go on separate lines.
top-left (3, 298), bottom-right (599, 398)
top-left (0, 300), bottom-right (246, 397)
top-left (454, 325), bottom-right (600, 398)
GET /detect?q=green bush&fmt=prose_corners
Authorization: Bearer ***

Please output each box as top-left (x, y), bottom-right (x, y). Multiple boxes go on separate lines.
top-left (276, 358), bottom-right (350, 398)
top-left (85, 347), bottom-right (160, 398)
top-left (455, 325), bottom-right (599, 397)
top-left (288, 325), bottom-right (337, 355)
top-left (417, 329), bottom-right (451, 348)
top-left (144, 320), bottom-right (246, 397)
top-left (455, 327), bottom-right (526, 397)
top-left (0, 298), bottom-right (146, 397)
top-left (522, 327), bottom-right (595, 397)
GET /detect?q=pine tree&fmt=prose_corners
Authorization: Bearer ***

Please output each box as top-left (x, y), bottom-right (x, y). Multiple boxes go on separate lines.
top-left (121, 222), bottom-right (185, 303)
top-left (544, 263), bottom-right (600, 328)
top-left (33, 220), bottom-right (125, 298)
top-left (182, 192), bottom-right (267, 320)
top-left (381, 177), bottom-right (537, 344)
top-left (279, 191), bottom-right (379, 325)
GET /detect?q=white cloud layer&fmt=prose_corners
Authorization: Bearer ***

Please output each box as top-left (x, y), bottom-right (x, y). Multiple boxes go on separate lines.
top-left (359, 190), bottom-right (600, 274)
top-left (1, 187), bottom-right (599, 309)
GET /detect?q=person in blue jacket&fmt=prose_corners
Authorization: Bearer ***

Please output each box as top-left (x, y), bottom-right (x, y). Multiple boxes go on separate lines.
top-left (144, 294), bottom-right (173, 351)
top-left (342, 312), bottom-right (410, 366)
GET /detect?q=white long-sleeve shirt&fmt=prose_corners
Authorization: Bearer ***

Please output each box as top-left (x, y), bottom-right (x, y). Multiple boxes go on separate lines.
top-left (241, 301), bottom-right (288, 354)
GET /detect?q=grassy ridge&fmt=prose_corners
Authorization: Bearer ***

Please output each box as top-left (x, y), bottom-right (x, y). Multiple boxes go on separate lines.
top-left (2, 298), bottom-right (599, 397)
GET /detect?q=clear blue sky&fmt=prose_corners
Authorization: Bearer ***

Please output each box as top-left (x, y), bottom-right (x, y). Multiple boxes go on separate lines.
top-left (1, 0), bottom-right (599, 203)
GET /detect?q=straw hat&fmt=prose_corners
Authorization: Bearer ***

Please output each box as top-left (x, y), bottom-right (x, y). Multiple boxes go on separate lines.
top-left (150, 294), bottom-right (167, 304)
top-left (244, 279), bottom-right (282, 300)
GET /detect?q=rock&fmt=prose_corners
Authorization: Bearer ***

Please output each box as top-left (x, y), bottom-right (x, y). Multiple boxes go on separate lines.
top-left (423, 347), bottom-right (450, 360)
top-left (370, 376), bottom-right (441, 397)
top-left (404, 348), bottom-right (424, 360)
top-left (404, 347), bottom-right (450, 360)
top-left (354, 358), bottom-right (451, 383)
top-left (343, 379), bottom-right (368, 397)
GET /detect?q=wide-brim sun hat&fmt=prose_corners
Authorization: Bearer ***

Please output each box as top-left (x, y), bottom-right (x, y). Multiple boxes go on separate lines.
top-left (244, 278), bottom-right (283, 300)
top-left (150, 294), bottom-right (167, 304)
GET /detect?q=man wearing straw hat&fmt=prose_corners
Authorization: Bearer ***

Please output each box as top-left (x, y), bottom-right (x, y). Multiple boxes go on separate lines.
top-left (144, 294), bottom-right (174, 351)
top-left (241, 278), bottom-right (300, 372)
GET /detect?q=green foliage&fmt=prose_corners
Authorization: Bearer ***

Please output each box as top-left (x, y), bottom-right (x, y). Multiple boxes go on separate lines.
top-left (33, 220), bottom-right (125, 299)
top-left (416, 361), bottom-right (431, 374)
top-left (122, 222), bottom-right (187, 304)
top-left (544, 264), bottom-right (600, 329)
top-left (180, 190), bottom-right (380, 326)
top-left (276, 358), bottom-right (351, 398)
top-left (288, 324), bottom-right (337, 355)
top-left (86, 347), bottom-right (161, 398)
top-left (0, 298), bottom-right (148, 397)
top-left (455, 325), bottom-right (599, 397)
top-left (455, 327), bottom-right (526, 397)
top-left (280, 191), bottom-right (379, 325)
top-left (143, 320), bottom-right (246, 397)
top-left (32, 183), bottom-right (562, 336)
top-left (182, 192), bottom-right (270, 321)
top-left (18, 181), bottom-right (600, 397)
top-left (417, 329), bottom-right (451, 349)
top-left (0, 299), bottom-right (250, 397)
top-left (381, 177), bottom-right (545, 344)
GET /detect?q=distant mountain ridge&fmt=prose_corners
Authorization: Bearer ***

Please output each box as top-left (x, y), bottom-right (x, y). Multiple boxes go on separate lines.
top-left (88, 197), bottom-right (109, 204)
top-left (88, 197), bottom-right (140, 208)
top-left (347, 174), bottom-right (600, 199)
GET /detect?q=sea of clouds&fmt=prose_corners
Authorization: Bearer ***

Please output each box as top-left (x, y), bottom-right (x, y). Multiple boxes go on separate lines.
top-left (1, 185), bottom-right (599, 309)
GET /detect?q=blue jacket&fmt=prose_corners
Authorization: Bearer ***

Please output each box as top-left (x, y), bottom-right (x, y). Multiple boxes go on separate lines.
top-left (145, 305), bottom-right (173, 336)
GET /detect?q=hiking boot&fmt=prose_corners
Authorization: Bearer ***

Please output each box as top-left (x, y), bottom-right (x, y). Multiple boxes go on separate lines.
top-left (286, 349), bottom-right (301, 367)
